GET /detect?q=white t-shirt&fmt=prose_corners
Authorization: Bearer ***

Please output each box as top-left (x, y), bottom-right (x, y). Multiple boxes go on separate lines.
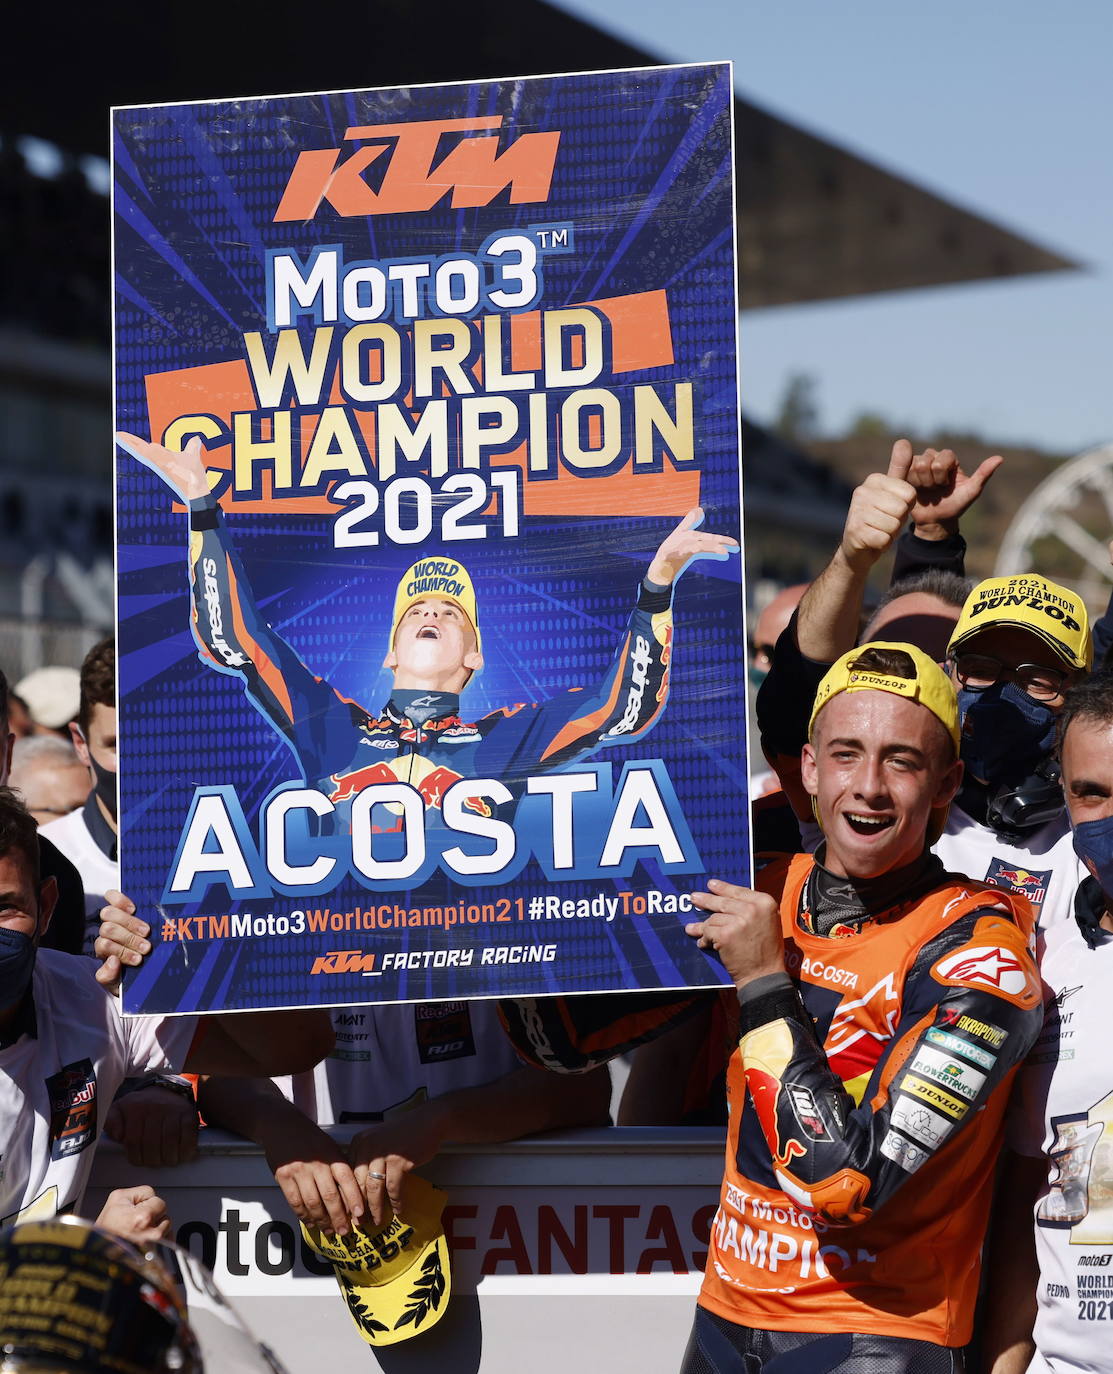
top-left (934, 802), bottom-right (1083, 932)
top-left (275, 1000), bottom-right (523, 1126)
top-left (0, 949), bottom-right (196, 1224)
top-left (39, 807), bottom-right (120, 954)
top-left (1008, 910), bottom-right (1113, 1373)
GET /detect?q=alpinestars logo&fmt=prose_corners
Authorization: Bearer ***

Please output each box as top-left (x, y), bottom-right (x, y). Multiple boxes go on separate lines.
top-left (933, 946), bottom-right (1030, 997)
top-left (201, 559), bottom-right (248, 667)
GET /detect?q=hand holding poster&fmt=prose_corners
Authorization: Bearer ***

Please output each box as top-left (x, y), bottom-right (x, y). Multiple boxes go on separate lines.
top-left (113, 63), bottom-right (749, 1015)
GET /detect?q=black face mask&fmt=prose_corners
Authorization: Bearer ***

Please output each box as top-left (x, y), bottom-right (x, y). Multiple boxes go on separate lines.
top-left (76, 727), bottom-right (117, 821)
top-left (0, 927), bottom-right (35, 1012)
top-left (957, 681), bottom-right (1057, 787)
top-left (90, 753), bottom-right (118, 821)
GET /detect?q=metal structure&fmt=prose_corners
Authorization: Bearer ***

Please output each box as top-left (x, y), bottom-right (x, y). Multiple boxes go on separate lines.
top-left (995, 443), bottom-right (1113, 613)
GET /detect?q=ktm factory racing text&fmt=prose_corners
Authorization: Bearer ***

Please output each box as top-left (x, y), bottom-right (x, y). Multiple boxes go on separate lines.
top-left (163, 507), bottom-right (692, 903)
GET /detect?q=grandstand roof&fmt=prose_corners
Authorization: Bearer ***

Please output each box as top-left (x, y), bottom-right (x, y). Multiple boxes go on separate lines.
top-left (0, 0), bottom-right (1075, 311)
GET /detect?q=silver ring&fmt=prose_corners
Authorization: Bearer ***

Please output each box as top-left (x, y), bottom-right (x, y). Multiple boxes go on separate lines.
top-left (368, 1170), bottom-right (386, 1181)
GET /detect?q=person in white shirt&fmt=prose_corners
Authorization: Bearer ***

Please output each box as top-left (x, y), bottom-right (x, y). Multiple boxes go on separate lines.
top-left (985, 671), bottom-right (1113, 1373)
top-left (39, 637), bottom-right (119, 954)
top-left (0, 786), bottom-right (334, 1236)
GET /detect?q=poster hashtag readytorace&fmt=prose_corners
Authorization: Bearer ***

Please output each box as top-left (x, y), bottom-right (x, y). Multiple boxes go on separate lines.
top-left (113, 62), bottom-right (749, 1015)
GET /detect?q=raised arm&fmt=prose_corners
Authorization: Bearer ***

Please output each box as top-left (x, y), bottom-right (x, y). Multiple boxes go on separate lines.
top-left (891, 446), bottom-right (1002, 585)
top-left (117, 432), bottom-right (344, 776)
top-left (482, 508), bottom-right (737, 776)
top-left (796, 440), bottom-right (917, 663)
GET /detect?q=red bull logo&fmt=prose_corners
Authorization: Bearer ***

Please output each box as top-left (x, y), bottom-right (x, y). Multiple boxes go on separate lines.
top-left (329, 761), bottom-right (397, 804)
top-left (416, 765), bottom-right (463, 809)
top-left (987, 859), bottom-right (1050, 905)
top-left (328, 760), bottom-right (491, 816)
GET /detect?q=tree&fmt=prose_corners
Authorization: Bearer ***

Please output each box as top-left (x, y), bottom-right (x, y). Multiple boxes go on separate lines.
top-left (774, 373), bottom-right (820, 443)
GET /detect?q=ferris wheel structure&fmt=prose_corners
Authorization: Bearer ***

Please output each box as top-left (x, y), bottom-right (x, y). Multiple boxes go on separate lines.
top-left (995, 442), bottom-right (1113, 614)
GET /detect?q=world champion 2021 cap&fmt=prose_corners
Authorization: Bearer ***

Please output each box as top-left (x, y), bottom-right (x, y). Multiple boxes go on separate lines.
top-left (300, 1175), bottom-right (451, 1347)
top-left (390, 557), bottom-right (481, 654)
top-left (809, 640), bottom-right (961, 755)
top-left (947, 574), bottom-right (1092, 672)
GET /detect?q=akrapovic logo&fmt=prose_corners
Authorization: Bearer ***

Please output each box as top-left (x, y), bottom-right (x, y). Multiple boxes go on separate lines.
top-left (201, 558), bottom-right (248, 667)
top-left (309, 949), bottom-right (377, 975)
top-left (274, 116), bottom-right (561, 222)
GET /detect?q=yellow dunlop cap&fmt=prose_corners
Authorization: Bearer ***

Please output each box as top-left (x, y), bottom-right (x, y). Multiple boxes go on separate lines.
top-left (948, 574), bottom-right (1092, 672)
top-left (391, 557), bottom-right (481, 654)
top-left (300, 1175), bottom-right (451, 1347)
top-left (809, 641), bottom-right (961, 755)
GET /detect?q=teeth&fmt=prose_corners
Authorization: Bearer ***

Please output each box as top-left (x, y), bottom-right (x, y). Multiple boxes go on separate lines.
top-left (847, 814), bottom-right (890, 827)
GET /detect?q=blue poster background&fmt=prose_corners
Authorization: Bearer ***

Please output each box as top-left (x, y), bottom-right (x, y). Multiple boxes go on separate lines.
top-left (113, 64), bottom-right (749, 1014)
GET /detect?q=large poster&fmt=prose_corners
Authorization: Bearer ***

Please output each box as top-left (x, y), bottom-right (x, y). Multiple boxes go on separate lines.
top-left (113, 63), bottom-right (749, 1015)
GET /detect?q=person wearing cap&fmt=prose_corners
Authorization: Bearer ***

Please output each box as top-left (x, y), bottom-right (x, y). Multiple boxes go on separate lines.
top-left (982, 670), bottom-right (1113, 1374)
top-left (117, 432), bottom-right (736, 814)
top-left (676, 641), bottom-right (1042, 1373)
top-left (13, 665), bottom-right (81, 739)
top-left (760, 441), bottom-right (1089, 930)
top-left (936, 574), bottom-right (1090, 929)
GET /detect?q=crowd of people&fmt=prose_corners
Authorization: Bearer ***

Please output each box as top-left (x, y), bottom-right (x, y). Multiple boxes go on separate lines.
top-left (0, 441), bottom-right (1110, 1372)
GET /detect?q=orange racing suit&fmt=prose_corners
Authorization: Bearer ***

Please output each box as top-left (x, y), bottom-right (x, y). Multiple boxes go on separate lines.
top-left (699, 852), bottom-right (1043, 1346)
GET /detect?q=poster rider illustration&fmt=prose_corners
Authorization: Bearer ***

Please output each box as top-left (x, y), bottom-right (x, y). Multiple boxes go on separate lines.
top-left (117, 434), bottom-right (738, 830)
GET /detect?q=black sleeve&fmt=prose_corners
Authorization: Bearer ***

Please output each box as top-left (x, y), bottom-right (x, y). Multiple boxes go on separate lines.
top-left (1094, 584), bottom-right (1113, 669)
top-left (756, 607), bottom-right (831, 761)
top-left (37, 835), bottom-right (88, 957)
top-left (890, 527), bottom-right (967, 585)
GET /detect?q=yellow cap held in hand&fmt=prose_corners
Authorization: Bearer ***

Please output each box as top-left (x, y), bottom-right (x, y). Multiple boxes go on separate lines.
top-left (300, 1175), bottom-right (451, 1347)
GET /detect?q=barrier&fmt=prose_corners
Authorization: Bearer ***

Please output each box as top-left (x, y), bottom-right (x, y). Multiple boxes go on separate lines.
top-left (87, 1125), bottom-right (724, 1372)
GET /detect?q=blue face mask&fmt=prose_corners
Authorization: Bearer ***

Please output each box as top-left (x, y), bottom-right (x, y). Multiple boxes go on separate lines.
top-left (0, 927), bottom-right (35, 1011)
top-left (1073, 813), bottom-right (1113, 897)
top-left (957, 681), bottom-right (1057, 786)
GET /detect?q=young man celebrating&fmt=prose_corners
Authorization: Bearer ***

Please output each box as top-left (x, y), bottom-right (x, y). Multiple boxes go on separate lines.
top-left (758, 444), bottom-right (1091, 930)
top-left (682, 643), bottom-right (1043, 1373)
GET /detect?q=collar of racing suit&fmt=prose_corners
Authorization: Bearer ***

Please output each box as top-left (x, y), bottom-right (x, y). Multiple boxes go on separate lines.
top-left (386, 690), bottom-right (460, 728)
top-left (802, 845), bottom-right (947, 937)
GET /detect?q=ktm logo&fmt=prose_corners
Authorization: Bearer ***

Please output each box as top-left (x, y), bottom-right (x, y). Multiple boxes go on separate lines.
top-left (274, 116), bottom-right (561, 221)
top-left (310, 949), bottom-right (376, 975)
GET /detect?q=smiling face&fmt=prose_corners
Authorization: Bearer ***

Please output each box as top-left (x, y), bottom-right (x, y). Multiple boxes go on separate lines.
top-left (384, 598), bottom-right (484, 693)
top-left (802, 689), bottom-right (963, 880)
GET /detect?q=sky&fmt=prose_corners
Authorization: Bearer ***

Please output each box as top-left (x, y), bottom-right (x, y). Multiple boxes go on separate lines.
top-left (557, 0), bottom-right (1111, 455)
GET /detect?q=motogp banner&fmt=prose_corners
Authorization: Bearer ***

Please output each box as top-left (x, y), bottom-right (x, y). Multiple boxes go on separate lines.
top-left (112, 63), bottom-right (749, 1015)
